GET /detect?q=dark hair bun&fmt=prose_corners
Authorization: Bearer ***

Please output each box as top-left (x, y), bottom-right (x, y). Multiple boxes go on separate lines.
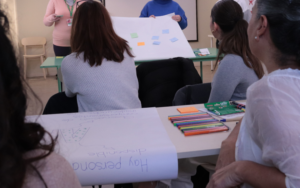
top-left (257, 0), bottom-right (300, 65)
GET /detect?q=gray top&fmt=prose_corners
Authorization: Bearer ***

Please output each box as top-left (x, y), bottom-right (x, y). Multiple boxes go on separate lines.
top-left (62, 52), bottom-right (141, 112)
top-left (208, 54), bottom-right (259, 103)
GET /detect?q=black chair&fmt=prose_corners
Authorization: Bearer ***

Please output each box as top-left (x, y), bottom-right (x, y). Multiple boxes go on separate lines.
top-left (43, 92), bottom-right (78, 115)
top-left (136, 57), bottom-right (202, 108)
top-left (173, 83), bottom-right (212, 106)
top-left (191, 165), bottom-right (210, 188)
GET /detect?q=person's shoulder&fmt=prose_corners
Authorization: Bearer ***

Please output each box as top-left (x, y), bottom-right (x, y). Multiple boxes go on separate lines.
top-left (220, 54), bottom-right (244, 67)
top-left (248, 69), bottom-right (300, 100)
top-left (40, 152), bottom-right (81, 187)
top-left (23, 151), bottom-right (81, 188)
top-left (61, 53), bottom-right (82, 68)
top-left (223, 54), bottom-right (243, 62)
top-left (145, 1), bottom-right (154, 6)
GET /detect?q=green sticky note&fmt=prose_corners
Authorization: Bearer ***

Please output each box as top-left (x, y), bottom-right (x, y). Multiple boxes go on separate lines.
top-left (131, 33), bottom-right (138, 38)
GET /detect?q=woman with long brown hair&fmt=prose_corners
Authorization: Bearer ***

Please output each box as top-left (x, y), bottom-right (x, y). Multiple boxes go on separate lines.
top-left (0, 5), bottom-right (81, 188)
top-left (208, 0), bottom-right (264, 103)
top-left (61, 0), bottom-right (141, 112)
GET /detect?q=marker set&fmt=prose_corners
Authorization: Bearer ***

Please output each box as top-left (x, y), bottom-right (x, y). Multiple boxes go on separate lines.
top-left (168, 112), bottom-right (229, 136)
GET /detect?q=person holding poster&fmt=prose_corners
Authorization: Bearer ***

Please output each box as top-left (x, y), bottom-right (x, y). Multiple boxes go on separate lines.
top-left (140, 0), bottom-right (188, 30)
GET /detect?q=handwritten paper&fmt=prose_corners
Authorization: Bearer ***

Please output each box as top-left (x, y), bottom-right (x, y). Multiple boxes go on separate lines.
top-left (153, 41), bottom-right (161, 45)
top-left (170, 37), bottom-right (178, 42)
top-left (131, 33), bottom-right (138, 38)
top-left (152, 36), bottom-right (159, 40)
top-left (199, 48), bottom-right (210, 55)
top-left (26, 108), bottom-right (177, 186)
top-left (137, 42), bottom-right (145, 46)
top-left (162, 29), bottom-right (170, 34)
top-left (111, 16), bottom-right (195, 61)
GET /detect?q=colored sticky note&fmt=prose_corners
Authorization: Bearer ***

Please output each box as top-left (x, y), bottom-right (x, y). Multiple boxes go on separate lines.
top-left (56, 56), bottom-right (64, 59)
top-left (152, 36), bottom-right (159, 40)
top-left (131, 33), bottom-right (138, 38)
top-left (153, 41), bottom-right (161, 45)
top-left (177, 107), bottom-right (199, 114)
top-left (170, 37), bottom-right (178, 42)
top-left (137, 42), bottom-right (145, 46)
top-left (162, 29), bottom-right (169, 34)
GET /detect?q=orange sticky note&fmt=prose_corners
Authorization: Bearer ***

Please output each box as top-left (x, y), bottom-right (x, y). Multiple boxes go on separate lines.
top-left (137, 42), bottom-right (145, 46)
top-left (177, 107), bottom-right (199, 114)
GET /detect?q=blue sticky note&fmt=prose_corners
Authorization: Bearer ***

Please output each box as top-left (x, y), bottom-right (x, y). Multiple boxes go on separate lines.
top-left (153, 41), bottom-right (161, 45)
top-left (170, 37), bottom-right (178, 42)
top-left (152, 36), bottom-right (159, 40)
top-left (162, 29), bottom-right (169, 34)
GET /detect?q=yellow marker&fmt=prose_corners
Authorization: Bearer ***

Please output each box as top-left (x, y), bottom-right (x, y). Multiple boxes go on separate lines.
top-left (241, 108), bottom-right (246, 112)
top-left (56, 56), bottom-right (64, 59)
top-left (137, 42), bottom-right (145, 46)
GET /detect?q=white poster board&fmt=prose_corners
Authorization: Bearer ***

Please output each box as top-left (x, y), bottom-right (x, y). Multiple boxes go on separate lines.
top-left (112, 15), bottom-right (195, 61)
top-left (105, 0), bottom-right (198, 41)
top-left (27, 108), bottom-right (178, 186)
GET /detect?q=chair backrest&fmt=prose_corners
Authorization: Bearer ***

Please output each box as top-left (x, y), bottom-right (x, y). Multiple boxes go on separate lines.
top-left (136, 57), bottom-right (202, 108)
top-left (21, 37), bottom-right (46, 46)
top-left (21, 37), bottom-right (46, 56)
top-left (173, 83), bottom-right (212, 106)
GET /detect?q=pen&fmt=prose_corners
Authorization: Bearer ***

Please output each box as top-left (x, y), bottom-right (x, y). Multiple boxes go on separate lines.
top-left (219, 117), bottom-right (243, 122)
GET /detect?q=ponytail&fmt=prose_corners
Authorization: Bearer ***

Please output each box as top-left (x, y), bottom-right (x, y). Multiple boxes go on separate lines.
top-left (212, 0), bottom-right (264, 78)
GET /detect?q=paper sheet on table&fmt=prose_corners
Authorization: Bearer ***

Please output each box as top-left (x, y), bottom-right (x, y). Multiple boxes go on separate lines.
top-left (199, 48), bottom-right (210, 55)
top-left (26, 108), bottom-right (177, 186)
top-left (199, 108), bottom-right (245, 120)
top-left (111, 15), bottom-right (195, 61)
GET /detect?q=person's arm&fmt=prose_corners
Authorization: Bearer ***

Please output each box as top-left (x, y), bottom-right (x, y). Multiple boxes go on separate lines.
top-left (215, 119), bottom-right (241, 171)
top-left (61, 57), bottom-right (77, 98)
top-left (43, 0), bottom-right (60, 27)
top-left (176, 6), bottom-right (187, 30)
top-left (207, 160), bottom-right (286, 188)
top-left (208, 84), bottom-right (300, 187)
top-left (140, 4), bottom-right (149, 18)
top-left (208, 55), bottom-right (242, 103)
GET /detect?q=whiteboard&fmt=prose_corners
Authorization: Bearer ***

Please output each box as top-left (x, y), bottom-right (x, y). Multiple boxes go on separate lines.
top-left (104, 0), bottom-right (198, 42)
top-left (27, 108), bottom-right (178, 186)
top-left (112, 16), bottom-right (195, 61)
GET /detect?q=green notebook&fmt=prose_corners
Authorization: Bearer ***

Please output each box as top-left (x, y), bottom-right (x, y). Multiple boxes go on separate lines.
top-left (204, 101), bottom-right (243, 116)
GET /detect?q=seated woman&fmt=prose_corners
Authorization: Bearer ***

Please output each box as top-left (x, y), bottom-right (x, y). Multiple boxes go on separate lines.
top-left (61, 1), bottom-right (141, 112)
top-left (207, 0), bottom-right (300, 187)
top-left (208, 0), bottom-right (264, 103)
top-left (0, 8), bottom-right (81, 188)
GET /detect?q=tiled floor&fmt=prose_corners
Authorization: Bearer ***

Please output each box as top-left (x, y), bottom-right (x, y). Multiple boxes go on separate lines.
top-left (26, 64), bottom-right (216, 187)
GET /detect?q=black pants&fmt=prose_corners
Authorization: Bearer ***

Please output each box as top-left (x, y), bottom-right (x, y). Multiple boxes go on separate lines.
top-left (53, 45), bottom-right (71, 56)
top-left (43, 92), bottom-right (78, 115)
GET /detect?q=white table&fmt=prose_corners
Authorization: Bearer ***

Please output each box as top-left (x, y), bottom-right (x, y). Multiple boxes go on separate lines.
top-left (157, 104), bottom-right (236, 159)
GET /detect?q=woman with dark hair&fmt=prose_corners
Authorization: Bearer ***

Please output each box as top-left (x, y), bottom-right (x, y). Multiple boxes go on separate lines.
top-left (208, 0), bottom-right (264, 103)
top-left (61, 0), bottom-right (141, 112)
top-left (0, 6), bottom-right (81, 188)
top-left (207, 0), bottom-right (300, 187)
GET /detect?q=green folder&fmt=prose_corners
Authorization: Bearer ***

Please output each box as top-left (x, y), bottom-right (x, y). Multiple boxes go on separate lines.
top-left (204, 101), bottom-right (243, 116)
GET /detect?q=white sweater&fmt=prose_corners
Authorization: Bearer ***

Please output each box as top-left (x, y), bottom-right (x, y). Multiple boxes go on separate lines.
top-left (61, 52), bottom-right (141, 112)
